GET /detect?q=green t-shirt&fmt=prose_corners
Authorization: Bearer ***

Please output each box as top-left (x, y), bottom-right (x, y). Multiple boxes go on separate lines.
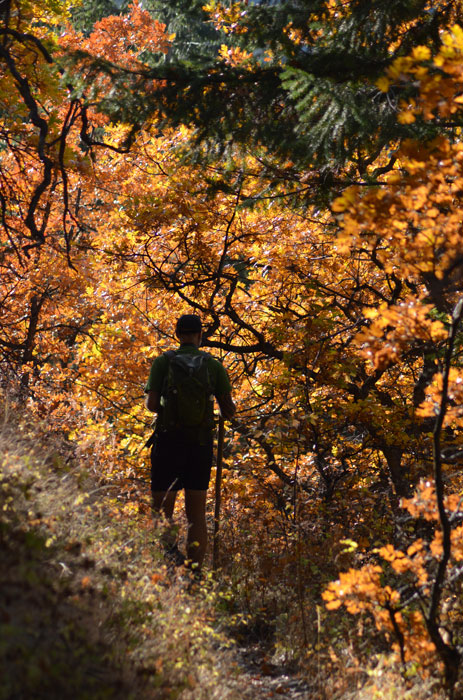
top-left (144, 344), bottom-right (232, 397)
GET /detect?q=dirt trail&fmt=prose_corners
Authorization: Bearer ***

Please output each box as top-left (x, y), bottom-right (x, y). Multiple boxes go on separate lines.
top-left (232, 643), bottom-right (318, 699)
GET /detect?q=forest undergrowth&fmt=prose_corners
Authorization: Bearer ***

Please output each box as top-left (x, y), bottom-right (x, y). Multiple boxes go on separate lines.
top-left (3, 1), bottom-right (463, 697)
top-left (0, 396), bottom-right (450, 700)
top-left (0, 399), bottom-right (245, 700)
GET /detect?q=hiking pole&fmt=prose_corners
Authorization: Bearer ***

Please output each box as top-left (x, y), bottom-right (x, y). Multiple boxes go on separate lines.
top-left (212, 416), bottom-right (225, 572)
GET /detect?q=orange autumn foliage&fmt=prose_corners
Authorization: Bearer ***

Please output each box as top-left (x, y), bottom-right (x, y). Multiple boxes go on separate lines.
top-left (59, 2), bottom-right (171, 71)
top-left (2, 1), bottom-right (463, 686)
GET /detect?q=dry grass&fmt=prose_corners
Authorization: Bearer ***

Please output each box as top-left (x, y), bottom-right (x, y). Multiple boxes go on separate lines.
top-left (0, 400), bottom-right (242, 700)
top-left (0, 397), bottom-right (455, 700)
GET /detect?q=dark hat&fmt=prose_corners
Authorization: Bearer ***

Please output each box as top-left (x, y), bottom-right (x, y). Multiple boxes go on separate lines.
top-left (175, 314), bottom-right (202, 335)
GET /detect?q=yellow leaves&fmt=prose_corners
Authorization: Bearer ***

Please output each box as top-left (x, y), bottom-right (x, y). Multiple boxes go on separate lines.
top-left (202, 1), bottom-right (248, 34)
top-left (5, 10), bottom-right (463, 686)
top-left (322, 589), bottom-right (342, 610)
top-left (401, 481), bottom-right (437, 520)
top-left (412, 184), bottom-right (434, 211)
top-left (450, 526), bottom-right (463, 561)
top-left (378, 543), bottom-right (405, 564)
top-left (417, 367), bottom-right (463, 426)
top-left (378, 542), bottom-right (428, 583)
top-left (343, 134), bottom-right (463, 279)
top-left (73, 493), bottom-right (88, 506)
top-left (412, 45), bottom-right (432, 62)
top-left (323, 475), bottom-right (463, 668)
top-left (323, 564), bottom-right (391, 615)
top-left (387, 55), bottom-right (415, 81)
top-left (357, 300), bottom-right (447, 370)
top-left (430, 526), bottom-right (463, 561)
top-left (407, 540), bottom-right (425, 558)
top-left (444, 23), bottom-right (463, 51)
top-left (430, 532), bottom-right (443, 558)
top-left (218, 44), bottom-right (253, 68)
top-left (331, 186), bottom-right (358, 213)
top-left (401, 483), bottom-right (463, 556)
top-left (381, 166), bottom-right (402, 182)
top-left (80, 341), bottom-right (102, 361)
top-left (391, 218), bottom-right (408, 231)
top-left (339, 538), bottom-right (358, 553)
top-left (381, 24), bottom-right (463, 127)
top-left (17, 0), bottom-right (75, 35)
top-left (263, 49), bottom-right (275, 64)
top-left (33, 2), bottom-right (72, 26)
top-left (376, 76), bottom-right (391, 93)
top-left (397, 102), bottom-right (417, 124)
top-left (284, 24), bottom-right (305, 46)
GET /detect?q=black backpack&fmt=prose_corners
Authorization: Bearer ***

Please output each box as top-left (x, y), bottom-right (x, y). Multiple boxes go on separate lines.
top-left (157, 351), bottom-right (215, 442)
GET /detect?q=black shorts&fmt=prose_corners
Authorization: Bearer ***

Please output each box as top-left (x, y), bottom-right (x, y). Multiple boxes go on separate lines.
top-left (150, 433), bottom-right (214, 492)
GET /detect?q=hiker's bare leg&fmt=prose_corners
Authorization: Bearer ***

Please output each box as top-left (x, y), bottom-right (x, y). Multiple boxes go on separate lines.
top-left (152, 490), bottom-right (178, 548)
top-left (184, 489), bottom-right (208, 569)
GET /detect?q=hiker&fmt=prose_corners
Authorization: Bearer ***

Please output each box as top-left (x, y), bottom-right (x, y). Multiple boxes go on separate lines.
top-left (144, 314), bottom-right (235, 571)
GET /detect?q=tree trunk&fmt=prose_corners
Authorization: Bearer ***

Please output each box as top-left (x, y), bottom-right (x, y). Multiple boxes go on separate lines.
top-left (381, 446), bottom-right (409, 499)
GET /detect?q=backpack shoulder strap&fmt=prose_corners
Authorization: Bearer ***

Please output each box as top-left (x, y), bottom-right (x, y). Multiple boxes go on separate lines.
top-left (197, 351), bottom-right (213, 390)
top-left (160, 351), bottom-right (177, 390)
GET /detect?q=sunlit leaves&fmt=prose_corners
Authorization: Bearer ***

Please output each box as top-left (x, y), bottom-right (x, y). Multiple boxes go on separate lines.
top-left (59, 1), bottom-right (171, 71)
top-left (3, 3), bottom-right (463, 683)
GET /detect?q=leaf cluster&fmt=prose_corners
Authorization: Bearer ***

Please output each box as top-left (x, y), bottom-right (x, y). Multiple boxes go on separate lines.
top-left (68, 0), bottom-right (463, 203)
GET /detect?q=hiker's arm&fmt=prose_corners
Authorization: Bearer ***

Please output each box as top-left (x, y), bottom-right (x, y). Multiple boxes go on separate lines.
top-left (145, 355), bottom-right (168, 411)
top-left (145, 391), bottom-right (161, 412)
top-left (216, 393), bottom-right (236, 420)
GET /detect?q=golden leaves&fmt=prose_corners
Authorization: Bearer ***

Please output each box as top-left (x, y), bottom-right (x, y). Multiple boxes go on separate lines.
top-left (378, 26), bottom-right (463, 123)
top-left (3, 6), bottom-right (463, 682)
top-left (202, 1), bottom-right (249, 34)
top-left (218, 44), bottom-right (254, 68)
top-left (378, 542), bottom-right (428, 584)
top-left (376, 76), bottom-right (391, 93)
top-left (323, 473), bottom-right (463, 668)
top-left (323, 564), bottom-right (384, 612)
top-left (331, 186), bottom-right (358, 213)
top-left (357, 300), bottom-right (447, 371)
top-left (416, 368), bottom-right (463, 426)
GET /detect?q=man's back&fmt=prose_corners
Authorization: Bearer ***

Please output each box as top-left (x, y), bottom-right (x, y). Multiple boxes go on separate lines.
top-left (144, 314), bottom-right (236, 571)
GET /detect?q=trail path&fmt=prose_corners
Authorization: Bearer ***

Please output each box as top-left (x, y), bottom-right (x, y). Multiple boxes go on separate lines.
top-left (233, 643), bottom-right (317, 699)
top-left (172, 555), bottom-right (319, 699)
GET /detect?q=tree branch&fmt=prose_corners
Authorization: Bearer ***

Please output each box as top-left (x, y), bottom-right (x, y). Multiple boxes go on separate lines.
top-left (426, 297), bottom-right (463, 689)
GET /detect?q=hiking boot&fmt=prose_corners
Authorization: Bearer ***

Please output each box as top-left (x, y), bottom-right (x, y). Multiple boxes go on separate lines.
top-left (164, 544), bottom-right (185, 567)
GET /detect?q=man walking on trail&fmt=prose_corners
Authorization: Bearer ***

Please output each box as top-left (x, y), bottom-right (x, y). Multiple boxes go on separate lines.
top-left (144, 314), bottom-right (235, 572)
